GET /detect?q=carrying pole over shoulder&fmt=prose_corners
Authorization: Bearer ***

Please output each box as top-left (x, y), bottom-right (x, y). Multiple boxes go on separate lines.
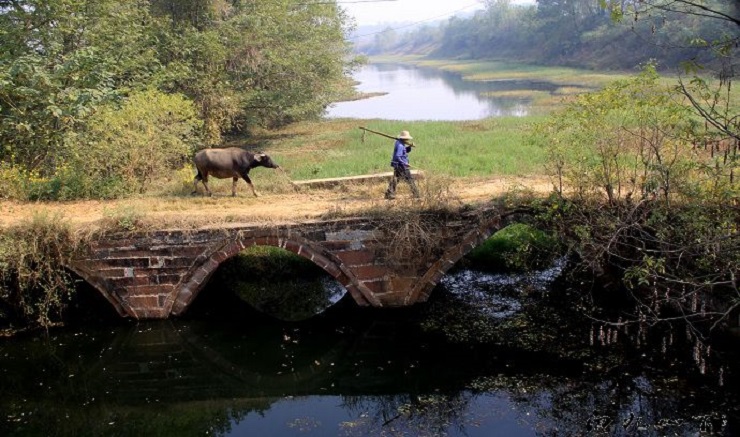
top-left (359, 126), bottom-right (415, 146)
top-left (359, 126), bottom-right (396, 140)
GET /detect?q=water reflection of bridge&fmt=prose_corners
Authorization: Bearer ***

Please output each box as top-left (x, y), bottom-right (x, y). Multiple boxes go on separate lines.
top-left (2, 306), bottom-right (731, 435)
top-left (84, 316), bottom-right (566, 404)
top-left (69, 202), bottom-right (533, 319)
top-left (65, 319), bottom-right (726, 436)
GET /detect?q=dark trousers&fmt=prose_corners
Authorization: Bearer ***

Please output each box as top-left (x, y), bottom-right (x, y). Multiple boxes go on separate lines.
top-left (386, 166), bottom-right (420, 199)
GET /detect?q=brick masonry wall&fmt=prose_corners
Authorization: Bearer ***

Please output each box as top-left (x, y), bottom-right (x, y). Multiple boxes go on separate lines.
top-left (69, 206), bottom-right (525, 319)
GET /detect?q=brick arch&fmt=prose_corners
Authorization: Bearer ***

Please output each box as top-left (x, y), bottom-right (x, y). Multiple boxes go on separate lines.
top-left (168, 233), bottom-right (376, 316)
top-left (406, 210), bottom-right (532, 304)
top-left (66, 264), bottom-right (133, 318)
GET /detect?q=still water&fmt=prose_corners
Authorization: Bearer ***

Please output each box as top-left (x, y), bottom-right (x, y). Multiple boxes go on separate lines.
top-left (0, 265), bottom-right (737, 436)
top-left (325, 63), bottom-right (562, 120)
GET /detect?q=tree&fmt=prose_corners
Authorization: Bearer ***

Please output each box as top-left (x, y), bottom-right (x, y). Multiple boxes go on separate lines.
top-left (536, 66), bottom-right (739, 337)
top-left (603, 0), bottom-right (739, 27)
top-left (1, 0), bottom-right (357, 199)
top-left (372, 27), bottom-right (399, 54)
top-left (602, 0), bottom-right (738, 141)
top-left (152, 0), bottom-right (355, 135)
top-left (531, 0), bottom-right (739, 337)
top-left (0, 0), bottom-right (160, 174)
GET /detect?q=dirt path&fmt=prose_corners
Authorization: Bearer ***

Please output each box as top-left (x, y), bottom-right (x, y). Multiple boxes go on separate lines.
top-left (0, 176), bottom-right (553, 230)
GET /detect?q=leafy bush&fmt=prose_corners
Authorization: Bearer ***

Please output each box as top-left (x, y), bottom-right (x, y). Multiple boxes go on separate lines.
top-left (534, 65), bottom-right (740, 333)
top-left (2, 89), bottom-right (203, 200)
top-left (63, 89), bottom-right (203, 198)
top-left (0, 163), bottom-right (28, 200)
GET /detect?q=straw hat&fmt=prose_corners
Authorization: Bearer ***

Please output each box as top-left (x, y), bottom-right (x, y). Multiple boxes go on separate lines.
top-left (398, 130), bottom-right (413, 140)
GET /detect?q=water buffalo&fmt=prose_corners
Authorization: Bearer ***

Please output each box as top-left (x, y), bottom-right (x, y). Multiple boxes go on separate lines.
top-left (192, 147), bottom-right (280, 197)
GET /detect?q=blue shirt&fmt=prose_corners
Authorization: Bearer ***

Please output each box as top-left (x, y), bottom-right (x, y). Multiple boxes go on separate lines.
top-left (390, 140), bottom-right (411, 168)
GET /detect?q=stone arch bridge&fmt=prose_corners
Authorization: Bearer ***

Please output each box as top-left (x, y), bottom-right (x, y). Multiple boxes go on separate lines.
top-left (69, 204), bottom-right (532, 319)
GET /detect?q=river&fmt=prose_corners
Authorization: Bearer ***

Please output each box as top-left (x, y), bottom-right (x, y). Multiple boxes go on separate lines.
top-left (0, 262), bottom-right (737, 436)
top-left (325, 63), bottom-right (563, 120)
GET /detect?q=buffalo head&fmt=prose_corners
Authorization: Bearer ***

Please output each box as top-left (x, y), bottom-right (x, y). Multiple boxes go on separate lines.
top-left (254, 153), bottom-right (280, 169)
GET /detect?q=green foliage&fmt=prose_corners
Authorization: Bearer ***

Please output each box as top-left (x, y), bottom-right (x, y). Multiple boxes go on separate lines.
top-left (153, 24), bottom-right (238, 145)
top-left (467, 223), bottom-right (559, 272)
top-left (0, 162), bottom-right (28, 200)
top-left (153, 0), bottom-right (356, 138)
top-left (535, 65), bottom-right (708, 204)
top-left (0, 214), bottom-right (80, 331)
top-left (359, 0), bottom-right (736, 72)
top-left (1, 0), bottom-right (357, 200)
top-left (0, 0), bottom-right (161, 174)
top-left (68, 89), bottom-right (203, 198)
top-left (535, 65), bottom-right (739, 331)
top-left (8, 89), bottom-right (203, 200)
top-left (540, 63), bottom-right (737, 199)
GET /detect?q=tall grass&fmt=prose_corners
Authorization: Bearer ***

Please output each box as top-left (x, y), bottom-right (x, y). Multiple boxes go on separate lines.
top-left (248, 117), bottom-right (548, 184)
top-left (237, 58), bottom-right (630, 185)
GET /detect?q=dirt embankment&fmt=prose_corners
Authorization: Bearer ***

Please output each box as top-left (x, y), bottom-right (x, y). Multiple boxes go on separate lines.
top-left (0, 176), bottom-right (553, 230)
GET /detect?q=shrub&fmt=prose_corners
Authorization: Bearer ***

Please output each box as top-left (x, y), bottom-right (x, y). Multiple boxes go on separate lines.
top-left (0, 214), bottom-right (81, 331)
top-left (534, 65), bottom-right (740, 333)
top-left (0, 162), bottom-right (28, 200)
top-left (66, 89), bottom-right (203, 198)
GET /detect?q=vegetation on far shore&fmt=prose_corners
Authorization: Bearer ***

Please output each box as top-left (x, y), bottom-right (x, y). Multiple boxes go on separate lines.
top-left (357, 0), bottom-right (735, 72)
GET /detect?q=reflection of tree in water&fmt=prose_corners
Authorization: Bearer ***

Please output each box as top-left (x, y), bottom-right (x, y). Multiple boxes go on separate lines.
top-left (336, 365), bottom-right (733, 435)
top-left (333, 370), bottom-right (733, 435)
top-left (405, 266), bottom-right (737, 435)
top-left (473, 373), bottom-right (730, 435)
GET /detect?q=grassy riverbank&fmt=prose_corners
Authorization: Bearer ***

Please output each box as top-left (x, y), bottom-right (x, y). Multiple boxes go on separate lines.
top-left (247, 116), bottom-right (548, 183)
top-left (1, 57), bottom-right (645, 201)
top-left (367, 56), bottom-right (740, 115)
top-left (226, 58), bottom-right (632, 189)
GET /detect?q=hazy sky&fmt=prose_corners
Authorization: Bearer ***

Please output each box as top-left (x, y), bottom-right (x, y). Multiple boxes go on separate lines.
top-left (341, 0), bottom-right (486, 26)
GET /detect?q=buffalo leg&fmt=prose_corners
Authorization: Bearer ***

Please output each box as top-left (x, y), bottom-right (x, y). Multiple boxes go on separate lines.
top-left (193, 172), bottom-right (212, 196)
top-left (232, 177), bottom-right (239, 197)
top-left (201, 179), bottom-right (212, 196)
top-left (242, 174), bottom-right (259, 197)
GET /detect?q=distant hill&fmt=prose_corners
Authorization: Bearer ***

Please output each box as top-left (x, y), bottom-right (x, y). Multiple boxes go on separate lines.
top-left (349, 1), bottom-right (736, 71)
top-left (348, 10), bottom-right (478, 49)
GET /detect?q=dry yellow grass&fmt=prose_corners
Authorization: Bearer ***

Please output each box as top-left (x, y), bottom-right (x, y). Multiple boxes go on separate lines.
top-left (0, 175), bottom-right (554, 231)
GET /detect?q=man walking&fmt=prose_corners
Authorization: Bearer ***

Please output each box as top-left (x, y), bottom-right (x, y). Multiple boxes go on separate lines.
top-left (385, 130), bottom-right (420, 200)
